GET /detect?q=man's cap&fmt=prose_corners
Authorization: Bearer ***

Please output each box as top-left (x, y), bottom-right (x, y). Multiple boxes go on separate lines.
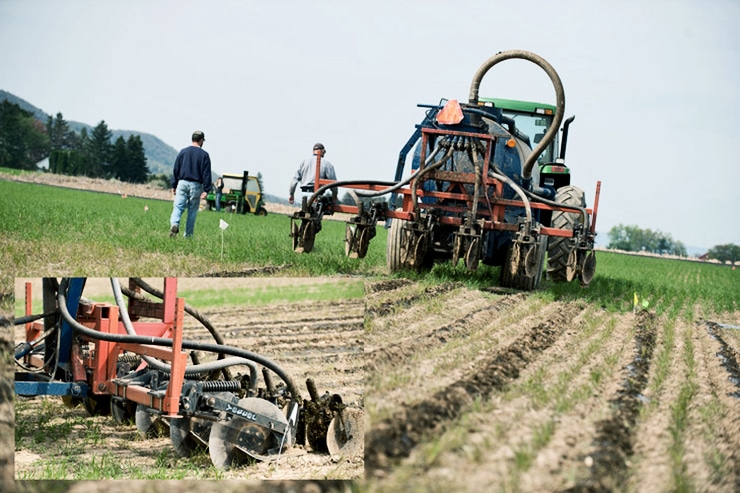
top-left (192, 130), bottom-right (206, 141)
top-left (313, 142), bottom-right (325, 150)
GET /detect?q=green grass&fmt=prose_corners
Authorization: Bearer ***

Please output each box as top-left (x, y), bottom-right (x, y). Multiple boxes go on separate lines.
top-left (0, 179), bottom-right (386, 287)
top-left (15, 279), bottom-right (364, 317)
top-left (3, 179), bottom-right (738, 321)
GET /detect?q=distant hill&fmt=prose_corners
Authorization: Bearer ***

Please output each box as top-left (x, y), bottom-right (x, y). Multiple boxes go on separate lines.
top-left (0, 90), bottom-right (177, 176)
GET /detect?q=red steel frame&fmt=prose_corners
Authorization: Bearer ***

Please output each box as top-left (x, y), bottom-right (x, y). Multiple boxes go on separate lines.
top-left (23, 278), bottom-right (188, 417)
top-left (311, 127), bottom-right (601, 237)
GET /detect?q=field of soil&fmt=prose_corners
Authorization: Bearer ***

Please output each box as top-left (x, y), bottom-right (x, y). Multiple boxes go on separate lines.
top-left (11, 278), bottom-right (364, 486)
top-left (363, 279), bottom-right (740, 492)
top-left (3, 173), bottom-right (740, 492)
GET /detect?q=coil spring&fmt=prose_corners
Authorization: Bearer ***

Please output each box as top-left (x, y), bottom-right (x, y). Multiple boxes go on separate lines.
top-left (117, 353), bottom-right (142, 364)
top-left (202, 380), bottom-right (240, 392)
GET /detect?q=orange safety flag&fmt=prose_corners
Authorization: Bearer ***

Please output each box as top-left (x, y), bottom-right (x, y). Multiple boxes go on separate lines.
top-left (436, 99), bottom-right (464, 125)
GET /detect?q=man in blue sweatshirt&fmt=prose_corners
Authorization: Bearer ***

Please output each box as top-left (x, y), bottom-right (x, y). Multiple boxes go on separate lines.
top-left (169, 130), bottom-right (212, 238)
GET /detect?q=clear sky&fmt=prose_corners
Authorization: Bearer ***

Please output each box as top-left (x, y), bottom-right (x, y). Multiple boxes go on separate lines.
top-left (2, 0), bottom-right (738, 250)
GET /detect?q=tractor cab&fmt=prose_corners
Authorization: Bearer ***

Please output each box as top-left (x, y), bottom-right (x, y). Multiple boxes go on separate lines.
top-left (478, 97), bottom-right (571, 190)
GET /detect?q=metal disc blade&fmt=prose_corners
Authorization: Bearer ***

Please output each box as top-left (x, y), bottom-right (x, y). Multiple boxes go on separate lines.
top-left (111, 398), bottom-right (135, 425)
top-left (326, 408), bottom-right (364, 458)
top-left (209, 398), bottom-right (289, 469)
top-left (565, 248), bottom-right (578, 282)
top-left (170, 416), bottom-right (210, 457)
top-left (465, 238), bottom-right (479, 271)
top-left (290, 221), bottom-right (299, 251)
top-left (345, 224), bottom-right (357, 258)
top-left (135, 404), bottom-right (168, 438)
top-left (357, 226), bottom-right (370, 259)
top-left (579, 251), bottom-right (597, 287)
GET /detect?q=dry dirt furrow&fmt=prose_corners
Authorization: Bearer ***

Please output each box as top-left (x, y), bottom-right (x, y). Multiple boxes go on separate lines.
top-left (367, 293), bottom-right (565, 420)
top-left (365, 295), bottom-right (521, 374)
top-left (370, 305), bottom-right (637, 493)
top-left (560, 310), bottom-right (658, 492)
top-left (365, 282), bottom-right (461, 319)
top-left (365, 301), bottom-right (585, 477)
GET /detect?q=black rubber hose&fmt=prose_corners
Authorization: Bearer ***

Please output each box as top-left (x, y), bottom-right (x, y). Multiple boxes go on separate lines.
top-left (304, 141), bottom-right (446, 204)
top-left (124, 279), bottom-right (232, 380)
top-left (468, 50), bottom-right (565, 181)
top-left (58, 278), bottom-right (301, 400)
top-left (110, 279), bottom-right (256, 381)
top-left (13, 311), bottom-right (58, 325)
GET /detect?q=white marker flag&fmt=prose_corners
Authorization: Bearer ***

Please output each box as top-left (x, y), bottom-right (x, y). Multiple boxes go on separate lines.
top-left (219, 219), bottom-right (229, 230)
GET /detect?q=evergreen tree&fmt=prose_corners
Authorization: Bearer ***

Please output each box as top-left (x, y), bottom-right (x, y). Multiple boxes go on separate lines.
top-left (88, 120), bottom-right (113, 178)
top-left (111, 136), bottom-right (129, 181)
top-left (46, 112), bottom-right (74, 150)
top-left (125, 134), bottom-right (148, 183)
top-left (0, 100), bottom-right (49, 169)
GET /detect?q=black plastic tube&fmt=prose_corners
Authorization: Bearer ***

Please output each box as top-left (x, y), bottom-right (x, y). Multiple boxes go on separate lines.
top-left (58, 279), bottom-right (301, 400)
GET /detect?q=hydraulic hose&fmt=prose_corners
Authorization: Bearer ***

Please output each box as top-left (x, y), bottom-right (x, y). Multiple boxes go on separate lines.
top-left (126, 278), bottom-right (233, 380)
top-left (58, 279), bottom-right (302, 401)
top-left (521, 187), bottom-right (590, 231)
top-left (110, 279), bottom-right (256, 381)
top-left (468, 50), bottom-right (565, 181)
top-left (467, 142), bottom-right (482, 221)
top-left (307, 143), bottom-right (446, 204)
top-left (410, 146), bottom-right (456, 214)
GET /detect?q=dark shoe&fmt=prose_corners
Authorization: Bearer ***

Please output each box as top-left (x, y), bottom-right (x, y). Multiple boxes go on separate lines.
top-left (169, 224), bottom-right (179, 237)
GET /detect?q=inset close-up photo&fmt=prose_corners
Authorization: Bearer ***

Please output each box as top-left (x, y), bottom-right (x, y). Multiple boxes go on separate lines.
top-left (13, 277), bottom-right (364, 481)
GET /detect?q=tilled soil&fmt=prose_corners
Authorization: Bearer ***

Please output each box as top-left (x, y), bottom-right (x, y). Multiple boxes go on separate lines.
top-left (11, 278), bottom-right (364, 483)
top-left (363, 280), bottom-right (740, 492)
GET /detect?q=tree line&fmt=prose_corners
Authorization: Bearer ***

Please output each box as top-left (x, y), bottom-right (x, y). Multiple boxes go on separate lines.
top-left (0, 100), bottom-right (148, 183)
top-left (607, 224), bottom-right (687, 256)
top-left (608, 223), bottom-right (740, 263)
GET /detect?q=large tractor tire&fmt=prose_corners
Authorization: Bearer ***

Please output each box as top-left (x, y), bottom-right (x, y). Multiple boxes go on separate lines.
top-left (386, 216), bottom-right (407, 273)
top-left (547, 186), bottom-right (586, 282)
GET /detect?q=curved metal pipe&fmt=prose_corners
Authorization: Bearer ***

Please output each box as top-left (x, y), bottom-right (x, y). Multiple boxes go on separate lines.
top-left (468, 50), bottom-right (565, 180)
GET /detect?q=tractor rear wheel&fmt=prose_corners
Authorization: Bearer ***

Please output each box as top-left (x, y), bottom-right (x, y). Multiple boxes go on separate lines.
top-left (547, 186), bottom-right (586, 282)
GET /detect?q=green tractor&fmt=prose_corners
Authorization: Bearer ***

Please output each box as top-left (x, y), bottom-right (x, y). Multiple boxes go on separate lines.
top-left (206, 171), bottom-right (267, 215)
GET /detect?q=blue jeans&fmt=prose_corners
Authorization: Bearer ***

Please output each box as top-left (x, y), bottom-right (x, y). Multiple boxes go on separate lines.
top-left (170, 180), bottom-right (203, 237)
top-left (215, 192), bottom-right (222, 211)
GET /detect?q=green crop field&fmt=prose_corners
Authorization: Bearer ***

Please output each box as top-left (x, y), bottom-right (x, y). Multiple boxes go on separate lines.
top-left (0, 180), bottom-right (387, 294)
top-left (1, 178), bottom-right (738, 319)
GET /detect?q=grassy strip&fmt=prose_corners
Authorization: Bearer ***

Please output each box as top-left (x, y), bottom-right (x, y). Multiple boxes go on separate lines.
top-left (15, 279), bottom-right (365, 317)
top-left (3, 180), bottom-right (738, 320)
top-left (0, 180), bottom-right (387, 284)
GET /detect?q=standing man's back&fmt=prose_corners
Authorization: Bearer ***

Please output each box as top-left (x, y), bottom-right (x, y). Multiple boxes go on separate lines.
top-left (288, 142), bottom-right (337, 204)
top-left (169, 130), bottom-right (212, 238)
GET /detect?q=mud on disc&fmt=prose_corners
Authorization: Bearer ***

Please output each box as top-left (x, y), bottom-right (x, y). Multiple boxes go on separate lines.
top-left (208, 397), bottom-right (290, 469)
top-left (326, 407), bottom-right (364, 458)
